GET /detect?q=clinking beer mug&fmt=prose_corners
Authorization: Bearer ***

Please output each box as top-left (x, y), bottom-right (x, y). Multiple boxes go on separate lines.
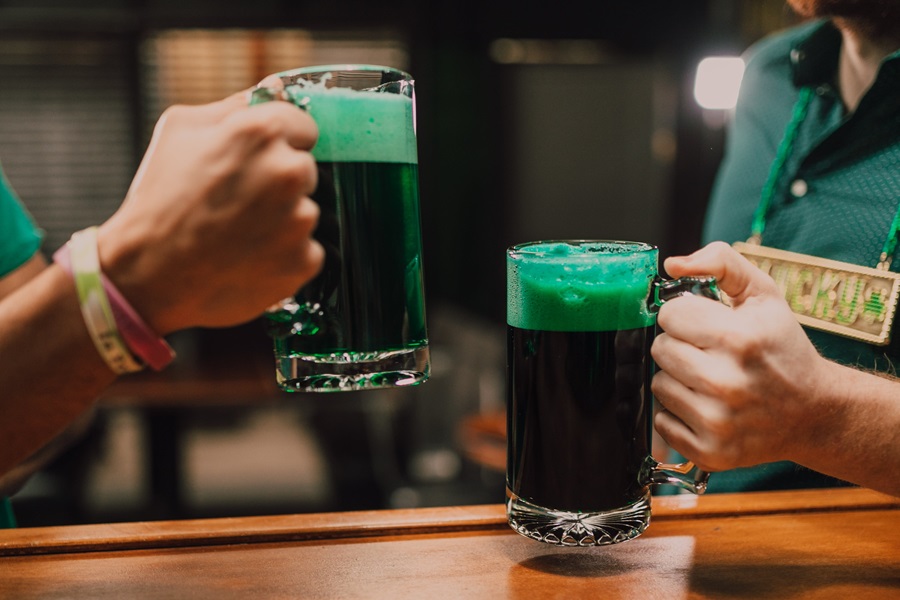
top-left (506, 240), bottom-right (720, 546)
top-left (252, 65), bottom-right (430, 392)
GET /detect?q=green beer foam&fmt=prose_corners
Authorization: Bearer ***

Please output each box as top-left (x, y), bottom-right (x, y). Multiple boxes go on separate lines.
top-left (507, 242), bottom-right (657, 332)
top-left (285, 85), bottom-right (417, 164)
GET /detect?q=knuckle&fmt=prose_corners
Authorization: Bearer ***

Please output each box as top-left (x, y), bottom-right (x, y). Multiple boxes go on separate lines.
top-left (652, 409), bottom-right (675, 438)
top-left (270, 155), bottom-right (304, 185)
top-left (707, 241), bottom-right (731, 253)
top-left (264, 155), bottom-right (312, 197)
top-left (160, 103), bottom-right (191, 121)
top-left (704, 411), bottom-right (735, 440)
top-left (300, 196), bottom-right (320, 221)
top-left (306, 240), bottom-right (325, 272)
top-left (655, 301), bottom-right (682, 331)
top-left (692, 440), bottom-right (730, 471)
top-left (650, 332), bottom-right (672, 360)
top-left (295, 152), bottom-right (318, 192)
top-left (650, 372), bottom-right (669, 398)
top-left (703, 241), bottom-right (732, 262)
top-left (655, 304), bottom-right (672, 329)
top-left (230, 109), bottom-right (280, 142)
top-left (702, 371), bottom-right (745, 408)
top-left (292, 106), bottom-right (317, 129)
top-left (293, 197), bottom-right (321, 234)
top-left (717, 319), bottom-right (762, 357)
top-left (287, 239), bottom-right (325, 283)
top-left (733, 329), bottom-right (768, 366)
top-left (257, 74), bottom-right (285, 89)
top-left (153, 104), bottom-right (191, 134)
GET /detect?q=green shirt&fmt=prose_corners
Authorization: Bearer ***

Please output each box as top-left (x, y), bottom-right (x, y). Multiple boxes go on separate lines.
top-left (1, 163), bottom-right (42, 528)
top-left (1, 497), bottom-right (16, 528)
top-left (0, 163), bottom-right (43, 277)
top-left (701, 20), bottom-right (900, 492)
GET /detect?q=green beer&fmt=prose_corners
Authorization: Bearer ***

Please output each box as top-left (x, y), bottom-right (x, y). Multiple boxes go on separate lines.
top-left (505, 241), bottom-right (714, 546)
top-left (263, 67), bottom-right (429, 392)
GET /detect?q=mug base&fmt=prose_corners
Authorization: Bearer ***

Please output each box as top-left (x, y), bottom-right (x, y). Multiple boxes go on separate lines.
top-left (506, 489), bottom-right (650, 546)
top-left (275, 346), bottom-right (430, 392)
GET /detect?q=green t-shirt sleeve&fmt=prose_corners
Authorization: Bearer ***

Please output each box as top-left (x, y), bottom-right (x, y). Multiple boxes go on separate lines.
top-left (1, 496), bottom-right (16, 528)
top-left (0, 165), bottom-right (44, 276)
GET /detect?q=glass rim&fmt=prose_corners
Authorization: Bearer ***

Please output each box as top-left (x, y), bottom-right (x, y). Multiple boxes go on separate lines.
top-left (508, 239), bottom-right (657, 257)
top-left (277, 64), bottom-right (413, 81)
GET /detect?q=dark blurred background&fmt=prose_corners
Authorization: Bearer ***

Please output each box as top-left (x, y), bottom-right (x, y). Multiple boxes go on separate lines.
top-left (2, 0), bottom-right (801, 526)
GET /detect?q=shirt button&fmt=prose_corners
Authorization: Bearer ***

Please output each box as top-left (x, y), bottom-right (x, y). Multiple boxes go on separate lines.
top-left (790, 179), bottom-right (808, 198)
top-left (790, 49), bottom-right (805, 64)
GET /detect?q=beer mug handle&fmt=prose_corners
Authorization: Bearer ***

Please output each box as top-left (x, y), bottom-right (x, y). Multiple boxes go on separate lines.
top-left (646, 275), bottom-right (723, 494)
top-left (646, 457), bottom-right (709, 494)
top-left (251, 85), bottom-right (321, 333)
top-left (654, 275), bottom-right (722, 305)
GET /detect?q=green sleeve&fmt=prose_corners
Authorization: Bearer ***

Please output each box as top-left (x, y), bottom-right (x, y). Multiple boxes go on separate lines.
top-left (0, 164), bottom-right (44, 277)
top-left (0, 497), bottom-right (16, 528)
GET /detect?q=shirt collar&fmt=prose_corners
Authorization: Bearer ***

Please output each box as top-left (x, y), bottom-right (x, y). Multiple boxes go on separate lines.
top-left (790, 19), bottom-right (900, 88)
top-left (790, 20), bottom-right (843, 88)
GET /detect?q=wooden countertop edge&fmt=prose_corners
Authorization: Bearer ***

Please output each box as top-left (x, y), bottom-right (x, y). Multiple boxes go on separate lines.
top-left (1, 487), bottom-right (896, 557)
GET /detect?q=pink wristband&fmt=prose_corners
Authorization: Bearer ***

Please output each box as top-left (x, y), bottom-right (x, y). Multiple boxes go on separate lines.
top-left (54, 243), bottom-right (175, 371)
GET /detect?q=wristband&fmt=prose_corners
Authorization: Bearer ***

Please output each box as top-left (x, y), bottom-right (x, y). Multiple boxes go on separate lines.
top-left (100, 271), bottom-right (176, 371)
top-left (55, 227), bottom-right (142, 374)
top-left (54, 227), bottom-right (175, 373)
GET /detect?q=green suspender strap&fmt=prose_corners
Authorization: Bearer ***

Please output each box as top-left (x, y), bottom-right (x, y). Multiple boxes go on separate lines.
top-left (1, 496), bottom-right (17, 528)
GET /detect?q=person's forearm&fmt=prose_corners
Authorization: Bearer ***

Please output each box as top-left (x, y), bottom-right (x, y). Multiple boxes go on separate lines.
top-left (0, 264), bottom-right (116, 476)
top-left (0, 86), bottom-right (325, 484)
top-left (792, 361), bottom-right (900, 497)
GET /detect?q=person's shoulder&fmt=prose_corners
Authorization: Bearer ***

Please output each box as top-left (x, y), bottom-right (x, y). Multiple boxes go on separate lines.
top-left (742, 19), bottom-right (826, 74)
top-left (735, 20), bottom-right (829, 111)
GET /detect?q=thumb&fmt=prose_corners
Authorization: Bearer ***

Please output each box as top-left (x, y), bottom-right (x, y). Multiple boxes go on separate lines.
top-left (663, 241), bottom-right (778, 305)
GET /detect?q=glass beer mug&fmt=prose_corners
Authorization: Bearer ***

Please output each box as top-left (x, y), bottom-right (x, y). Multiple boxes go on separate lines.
top-left (253, 65), bottom-right (430, 393)
top-left (506, 240), bottom-right (718, 546)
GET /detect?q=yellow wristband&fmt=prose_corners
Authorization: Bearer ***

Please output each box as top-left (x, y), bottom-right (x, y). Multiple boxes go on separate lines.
top-left (66, 227), bottom-right (143, 374)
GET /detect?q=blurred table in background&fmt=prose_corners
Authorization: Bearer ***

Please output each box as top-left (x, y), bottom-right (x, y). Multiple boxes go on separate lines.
top-left (13, 307), bottom-right (507, 526)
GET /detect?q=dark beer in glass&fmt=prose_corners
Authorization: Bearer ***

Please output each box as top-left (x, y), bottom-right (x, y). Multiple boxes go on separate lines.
top-left (506, 241), bottom-right (712, 546)
top-left (258, 66), bottom-right (429, 392)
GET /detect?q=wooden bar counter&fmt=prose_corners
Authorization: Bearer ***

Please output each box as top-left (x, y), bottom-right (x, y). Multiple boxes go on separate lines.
top-left (2, 487), bottom-right (898, 599)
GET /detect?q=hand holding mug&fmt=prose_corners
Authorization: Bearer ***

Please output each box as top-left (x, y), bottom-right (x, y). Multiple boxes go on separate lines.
top-left (96, 87), bottom-right (323, 335)
top-left (651, 241), bottom-right (831, 472)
